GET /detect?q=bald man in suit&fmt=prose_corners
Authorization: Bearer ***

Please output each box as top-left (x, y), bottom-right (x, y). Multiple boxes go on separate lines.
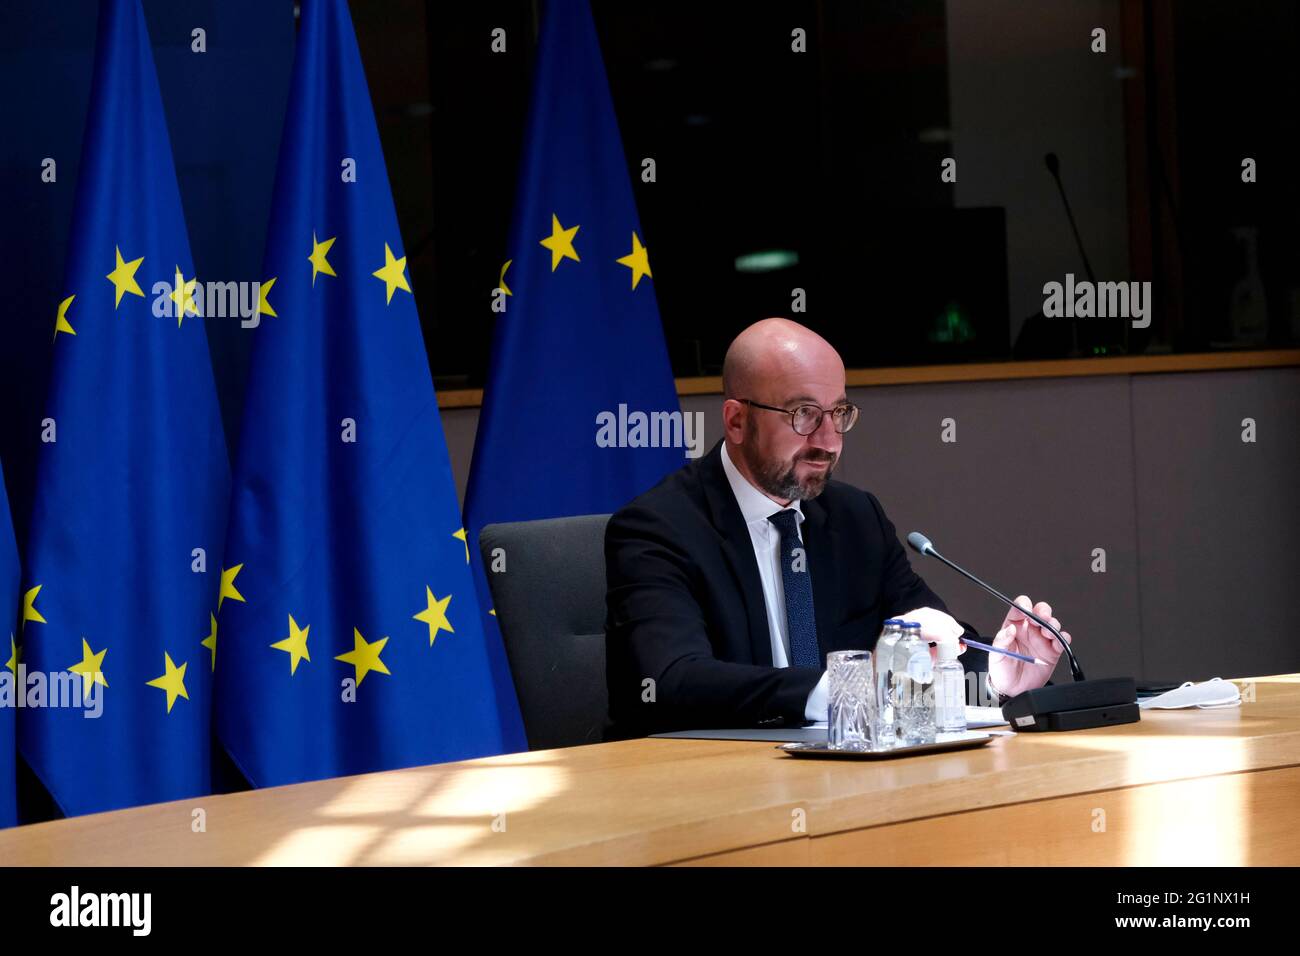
top-left (604, 318), bottom-right (1071, 737)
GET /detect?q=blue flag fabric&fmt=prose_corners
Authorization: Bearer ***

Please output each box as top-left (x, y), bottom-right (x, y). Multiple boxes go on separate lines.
top-left (1, 466), bottom-right (18, 828)
top-left (19, 0), bottom-right (230, 817)
top-left (215, 0), bottom-right (513, 788)
top-left (463, 0), bottom-right (686, 744)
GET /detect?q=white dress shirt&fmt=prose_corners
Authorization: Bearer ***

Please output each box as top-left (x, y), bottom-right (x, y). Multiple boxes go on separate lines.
top-left (720, 442), bottom-right (829, 722)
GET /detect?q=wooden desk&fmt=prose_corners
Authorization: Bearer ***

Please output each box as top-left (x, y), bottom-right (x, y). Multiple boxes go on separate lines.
top-left (4, 674), bottom-right (1300, 865)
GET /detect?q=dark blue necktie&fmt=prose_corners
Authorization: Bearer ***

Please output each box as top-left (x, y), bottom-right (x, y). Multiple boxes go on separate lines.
top-left (767, 508), bottom-right (819, 667)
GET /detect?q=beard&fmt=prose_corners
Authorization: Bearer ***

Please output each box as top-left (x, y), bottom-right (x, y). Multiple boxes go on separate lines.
top-left (742, 429), bottom-right (837, 501)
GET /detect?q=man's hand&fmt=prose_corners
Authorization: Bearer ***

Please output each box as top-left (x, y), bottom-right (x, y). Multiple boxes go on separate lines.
top-left (989, 596), bottom-right (1072, 697)
top-left (897, 607), bottom-right (966, 663)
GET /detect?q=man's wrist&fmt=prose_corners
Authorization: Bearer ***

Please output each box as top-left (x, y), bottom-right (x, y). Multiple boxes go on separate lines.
top-left (985, 669), bottom-right (1010, 705)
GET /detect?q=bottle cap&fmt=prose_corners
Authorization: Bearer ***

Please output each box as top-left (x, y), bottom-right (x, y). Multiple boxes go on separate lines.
top-left (936, 638), bottom-right (961, 662)
top-left (901, 621), bottom-right (922, 630)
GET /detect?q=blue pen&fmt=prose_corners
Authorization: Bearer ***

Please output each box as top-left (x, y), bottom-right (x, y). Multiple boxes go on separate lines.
top-left (956, 637), bottom-right (1049, 666)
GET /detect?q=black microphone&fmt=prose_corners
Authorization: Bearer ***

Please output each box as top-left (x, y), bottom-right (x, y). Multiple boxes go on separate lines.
top-left (907, 531), bottom-right (1139, 732)
top-left (907, 531), bottom-right (1084, 681)
top-left (1044, 151), bottom-right (1096, 284)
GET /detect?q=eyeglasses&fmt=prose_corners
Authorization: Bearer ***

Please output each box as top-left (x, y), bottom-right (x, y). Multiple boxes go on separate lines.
top-left (739, 398), bottom-right (859, 436)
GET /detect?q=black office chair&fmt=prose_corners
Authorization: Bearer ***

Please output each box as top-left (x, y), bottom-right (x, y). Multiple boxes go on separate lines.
top-left (478, 514), bottom-right (611, 751)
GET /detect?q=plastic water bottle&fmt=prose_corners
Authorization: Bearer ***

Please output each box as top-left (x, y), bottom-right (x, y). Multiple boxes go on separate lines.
top-left (873, 619), bottom-right (904, 748)
top-left (893, 622), bottom-right (935, 746)
top-left (933, 638), bottom-right (968, 732)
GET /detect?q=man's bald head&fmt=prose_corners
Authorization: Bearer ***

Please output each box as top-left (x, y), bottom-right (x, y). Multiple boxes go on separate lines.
top-left (720, 318), bottom-right (849, 503)
top-left (722, 318), bottom-right (843, 400)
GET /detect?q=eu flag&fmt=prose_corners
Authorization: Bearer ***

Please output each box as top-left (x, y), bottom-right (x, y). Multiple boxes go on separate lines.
top-left (215, 0), bottom-right (512, 787)
top-left (19, 0), bottom-right (230, 816)
top-left (1, 466), bottom-right (18, 828)
top-left (463, 0), bottom-right (686, 745)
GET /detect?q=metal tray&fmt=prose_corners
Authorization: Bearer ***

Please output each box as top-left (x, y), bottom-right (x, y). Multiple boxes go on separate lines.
top-left (779, 731), bottom-right (995, 759)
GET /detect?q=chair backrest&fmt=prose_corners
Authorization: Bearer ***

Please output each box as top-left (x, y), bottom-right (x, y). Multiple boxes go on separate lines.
top-left (478, 514), bottom-right (612, 750)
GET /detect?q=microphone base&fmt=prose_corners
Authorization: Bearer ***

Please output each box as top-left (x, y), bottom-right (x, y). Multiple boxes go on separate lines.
top-left (1000, 677), bottom-right (1139, 732)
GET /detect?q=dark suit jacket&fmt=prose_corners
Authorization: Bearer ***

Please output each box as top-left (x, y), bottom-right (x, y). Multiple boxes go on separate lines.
top-left (604, 437), bottom-right (994, 738)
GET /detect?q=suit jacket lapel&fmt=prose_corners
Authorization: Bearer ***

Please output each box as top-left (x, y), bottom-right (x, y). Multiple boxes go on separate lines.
top-left (701, 440), bottom-right (775, 666)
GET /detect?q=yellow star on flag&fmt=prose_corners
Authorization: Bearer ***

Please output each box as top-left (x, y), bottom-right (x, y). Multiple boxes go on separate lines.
top-left (21, 585), bottom-right (45, 630)
top-left (414, 587), bottom-right (455, 647)
top-left (453, 527), bottom-right (469, 563)
top-left (335, 628), bottom-right (390, 685)
top-left (372, 243), bottom-right (411, 304)
top-left (616, 232), bottom-right (652, 290)
top-left (540, 214), bottom-right (580, 271)
top-left (201, 613), bottom-right (218, 671)
top-left (68, 637), bottom-right (109, 701)
top-left (271, 614), bottom-right (311, 675)
top-left (218, 564), bottom-right (245, 611)
top-left (54, 294), bottom-right (76, 340)
top-left (5, 634), bottom-right (19, 676)
top-left (257, 277), bottom-right (277, 319)
top-left (146, 652), bottom-right (189, 713)
top-left (309, 232), bottom-right (337, 285)
top-left (169, 266), bottom-right (200, 327)
top-left (498, 260), bottom-right (513, 296)
top-left (106, 245), bottom-right (145, 308)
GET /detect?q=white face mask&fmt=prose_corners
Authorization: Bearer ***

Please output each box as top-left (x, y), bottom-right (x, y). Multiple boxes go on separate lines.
top-left (1138, 677), bottom-right (1241, 710)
